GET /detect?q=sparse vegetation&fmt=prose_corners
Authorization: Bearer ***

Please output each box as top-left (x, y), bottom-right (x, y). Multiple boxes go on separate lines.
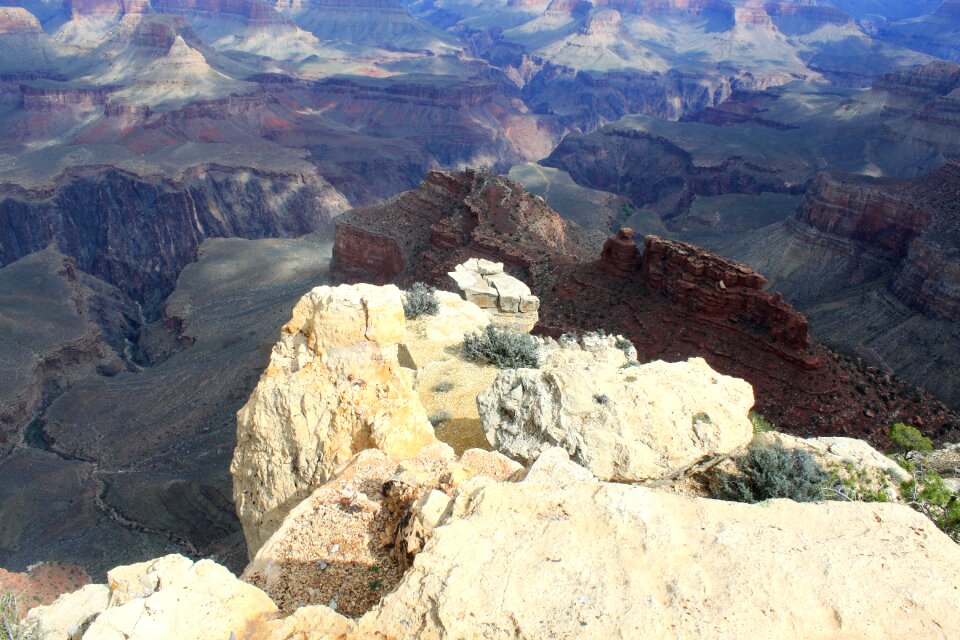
top-left (594, 393), bottom-right (610, 405)
top-left (888, 422), bottom-right (933, 455)
top-left (822, 462), bottom-right (891, 503)
top-left (402, 282), bottom-right (439, 319)
top-left (429, 410), bottom-right (453, 428)
top-left (714, 444), bottom-right (829, 504)
top-left (432, 380), bottom-right (454, 393)
top-left (462, 325), bottom-right (539, 369)
top-left (749, 412), bottom-right (775, 435)
top-left (897, 457), bottom-right (960, 543)
top-left (1, 592), bottom-right (40, 640)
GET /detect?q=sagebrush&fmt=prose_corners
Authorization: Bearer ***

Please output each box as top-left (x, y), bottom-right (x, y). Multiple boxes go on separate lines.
top-left (462, 325), bottom-right (539, 369)
top-left (403, 282), bottom-right (439, 319)
top-left (714, 444), bottom-right (828, 504)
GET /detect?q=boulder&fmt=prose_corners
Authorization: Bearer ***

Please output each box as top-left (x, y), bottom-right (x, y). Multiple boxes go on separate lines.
top-left (32, 556), bottom-right (277, 640)
top-left (448, 259), bottom-right (539, 331)
top-left (357, 471), bottom-right (960, 639)
top-left (232, 284), bottom-right (439, 556)
top-left (478, 336), bottom-right (754, 482)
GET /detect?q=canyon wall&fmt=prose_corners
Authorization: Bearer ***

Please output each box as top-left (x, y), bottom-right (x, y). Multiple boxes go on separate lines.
top-left (0, 166), bottom-right (347, 316)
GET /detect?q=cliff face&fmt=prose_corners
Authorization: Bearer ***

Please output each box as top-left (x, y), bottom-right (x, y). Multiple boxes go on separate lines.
top-left (706, 158), bottom-right (960, 411)
top-left (0, 166), bottom-right (348, 317)
top-left (332, 169), bottom-right (588, 285)
top-left (794, 159), bottom-right (960, 322)
top-left (797, 173), bottom-right (932, 257)
top-left (543, 128), bottom-right (799, 219)
top-left (640, 236), bottom-right (810, 350)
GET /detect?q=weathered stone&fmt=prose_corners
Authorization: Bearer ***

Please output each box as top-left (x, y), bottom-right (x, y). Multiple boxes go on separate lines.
top-left (26, 584), bottom-right (110, 640)
top-left (69, 556), bottom-right (276, 640)
top-left (232, 284), bottom-right (439, 556)
top-left (242, 446), bottom-right (522, 617)
top-left (357, 477), bottom-right (960, 639)
top-left (448, 259), bottom-right (539, 331)
top-left (402, 291), bottom-right (498, 453)
top-left (521, 447), bottom-right (597, 485)
top-left (479, 337), bottom-right (754, 482)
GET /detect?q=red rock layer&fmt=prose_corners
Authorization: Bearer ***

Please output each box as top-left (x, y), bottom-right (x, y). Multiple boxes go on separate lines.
top-left (640, 236), bottom-right (811, 351)
top-left (796, 173), bottom-right (932, 257)
top-left (0, 563), bottom-right (91, 615)
top-left (797, 159), bottom-right (960, 321)
top-left (332, 170), bottom-right (958, 445)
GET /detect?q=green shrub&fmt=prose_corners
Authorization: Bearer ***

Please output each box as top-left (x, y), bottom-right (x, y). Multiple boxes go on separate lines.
top-left (402, 282), bottom-right (439, 319)
top-left (749, 412), bottom-right (774, 435)
top-left (899, 465), bottom-right (960, 543)
top-left (1, 592), bottom-right (39, 640)
top-left (888, 422), bottom-right (933, 454)
top-left (715, 444), bottom-right (828, 504)
top-left (462, 325), bottom-right (539, 369)
top-left (822, 462), bottom-right (891, 503)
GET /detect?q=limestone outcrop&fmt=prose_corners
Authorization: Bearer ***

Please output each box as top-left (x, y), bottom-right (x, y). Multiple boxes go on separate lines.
top-left (28, 555), bottom-right (276, 640)
top-left (448, 258), bottom-right (540, 331)
top-left (231, 284), bottom-right (439, 556)
top-left (354, 463), bottom-right (960, 639)
top-left (478, 335), bottom-right (754, 481)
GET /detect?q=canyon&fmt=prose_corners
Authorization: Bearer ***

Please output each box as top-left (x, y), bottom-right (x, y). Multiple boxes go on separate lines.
top-left (0, 0), bottom-right (958, 591)
top-left (331, 169), bottom-right (959, 443)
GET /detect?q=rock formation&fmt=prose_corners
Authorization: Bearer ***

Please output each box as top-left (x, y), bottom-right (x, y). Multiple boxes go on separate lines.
top-left (598, 227), bottom-right (642, 276)
top-left (448, 258), bottom-right (540, 331)
top-left (332, 169), bottom-right (590, 287)
top-left (331, 170), bottom-right (958, 445)
top-left (231, 283), bottom-right (439, 556)
top-left (641, 236), bottom-right (811, 350)
top-left (28, 555), bottom-right (277, 640)
top-left (719, 158), bottom-right (960, 411)
top-left (479, 335), bottom-right (754, 481)
top-left (242, 445), bottom-right (521, 618)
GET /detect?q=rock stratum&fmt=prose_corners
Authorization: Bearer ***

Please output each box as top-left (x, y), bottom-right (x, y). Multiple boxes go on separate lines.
top-left (332, 170), bottom-right (958, 445)
top-left (712, 157), bottom-right (960, 411)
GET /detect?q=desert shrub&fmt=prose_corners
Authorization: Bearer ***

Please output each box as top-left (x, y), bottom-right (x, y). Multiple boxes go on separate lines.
top-left (429, 410), bottom-right (453, 428)
top-left (1, 592), bottom-right (39, 640)
top-left (822, 462), bottom-right (891, 503)
top-left (594, 393), bottom-right (610, 405)
top-left (462, 325), bottom-right (539, 369)
top-left (402, 282), bottom-right (439, 319)
top-left (888, 422), bottom-right (933, 455)
top-left (749, 412), bottom-right (775, 435)
top-left (432, 380), bottom-right (454, 393)
top-left (715, 444), bottom-right (828, 504)
top-left (899, 463), bottom-right (960, 543)
top-left (614, 337), bottom-right (634, 355)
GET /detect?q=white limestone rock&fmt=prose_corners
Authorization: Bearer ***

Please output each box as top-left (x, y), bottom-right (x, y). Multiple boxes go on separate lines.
top-left (232, 283), bottom-right (439, 556)
top-left (478, 336), bottom-right (754, 482)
